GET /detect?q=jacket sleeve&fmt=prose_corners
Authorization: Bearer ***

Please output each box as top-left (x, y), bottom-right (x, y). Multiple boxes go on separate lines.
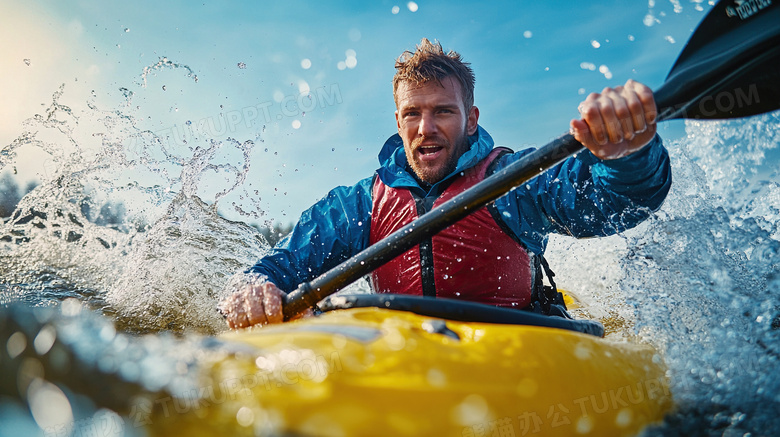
top-left (247, 176), bottom-right (375, 292)
top-left (494, 134), bottom-right (671, 254)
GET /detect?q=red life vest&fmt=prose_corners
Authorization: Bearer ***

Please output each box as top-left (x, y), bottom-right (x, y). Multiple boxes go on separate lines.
top-left (369, 148), bottom-right (534, 309)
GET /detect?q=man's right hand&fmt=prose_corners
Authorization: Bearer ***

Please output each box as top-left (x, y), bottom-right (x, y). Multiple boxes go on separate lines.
top-left (219, 280), bottom-right (286, 329)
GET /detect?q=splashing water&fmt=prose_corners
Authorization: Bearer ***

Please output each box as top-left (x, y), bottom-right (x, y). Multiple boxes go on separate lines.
top-left (139, 57), bottom-right (199, 87)
top-left (548, 112), bottom-right (780, 434)
top-left (627, 114), bottom-right (780, 434)
top-left (1, 77), bottom-right (271, 334)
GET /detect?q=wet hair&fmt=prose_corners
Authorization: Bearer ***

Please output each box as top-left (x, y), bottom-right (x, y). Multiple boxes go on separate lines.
top-left (393, 38), bottom-right (475, 109)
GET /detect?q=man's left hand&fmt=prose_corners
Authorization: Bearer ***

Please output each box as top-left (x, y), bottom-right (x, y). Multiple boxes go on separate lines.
top-left (570, 79), bottom-right (658, 160)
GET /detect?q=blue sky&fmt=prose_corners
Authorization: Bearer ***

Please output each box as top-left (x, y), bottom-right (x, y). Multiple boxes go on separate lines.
top-left (1, 0), bottom-right (710, 225)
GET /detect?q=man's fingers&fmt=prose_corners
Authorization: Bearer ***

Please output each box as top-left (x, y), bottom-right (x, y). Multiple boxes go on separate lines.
top-left (231, 299), bottom-right (251, 329)
top-left (575, 80), bottom-right (658, 160)
top-left (615, 89), bottom-right (641, 140)
top-left (626, 91), bottom-right (647, 134)
top-left (570, 119), bottom-right (594, 146)
top-left (626, 79), bottom-right (657, 125)
top-left (581, 82), bottom-right (657, 145)
top-left (220, 280), bottom-right (288, 329)
top-left (245, 295), bottom-right (267, 326)
top-left (262, 283), bottom-right (284, 324)
top-left (599, 97), bottom-right (625, 144)
top-left (220, 289), bottom-right (260, 329)
top-left (580, 95), bottom-right (608, 145)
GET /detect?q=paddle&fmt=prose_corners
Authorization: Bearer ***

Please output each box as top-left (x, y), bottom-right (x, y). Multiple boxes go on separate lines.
top-left (282, 0), bottom-right (780, 319)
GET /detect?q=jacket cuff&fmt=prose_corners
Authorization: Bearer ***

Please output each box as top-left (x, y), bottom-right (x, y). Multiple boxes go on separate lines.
top-left (589, 134), bottom-right (666, 188)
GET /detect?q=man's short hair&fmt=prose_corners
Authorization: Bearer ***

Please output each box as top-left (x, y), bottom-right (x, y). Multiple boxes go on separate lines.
top-left (393, 38), bottom-right (475, 109)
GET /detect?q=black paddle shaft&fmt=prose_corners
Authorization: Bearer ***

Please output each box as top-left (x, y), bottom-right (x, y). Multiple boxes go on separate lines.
top-left (283, 0), bottom-right (780, 319)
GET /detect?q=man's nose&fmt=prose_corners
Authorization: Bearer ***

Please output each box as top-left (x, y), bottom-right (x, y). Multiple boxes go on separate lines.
top-left (418, 112), bottom-right (438, 136)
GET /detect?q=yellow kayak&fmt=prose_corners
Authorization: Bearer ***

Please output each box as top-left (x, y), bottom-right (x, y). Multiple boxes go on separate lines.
top-left (146, 293), bottom-right (672, 437)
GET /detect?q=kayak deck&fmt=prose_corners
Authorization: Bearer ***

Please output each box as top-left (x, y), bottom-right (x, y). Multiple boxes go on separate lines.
top-left (146, 306), bottom-right (672, 436)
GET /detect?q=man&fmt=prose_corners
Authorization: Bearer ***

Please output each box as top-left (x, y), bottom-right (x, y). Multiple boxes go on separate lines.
top-left (219, 38), bottom-right (671, 329)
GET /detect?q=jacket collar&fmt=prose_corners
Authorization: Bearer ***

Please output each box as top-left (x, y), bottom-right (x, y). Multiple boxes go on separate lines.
top-left (376, 125), bottom-right (494, 192)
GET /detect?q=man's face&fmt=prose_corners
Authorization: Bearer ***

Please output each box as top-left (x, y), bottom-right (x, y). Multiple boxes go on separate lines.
top-left (395, 76), bottom-right (479, 184)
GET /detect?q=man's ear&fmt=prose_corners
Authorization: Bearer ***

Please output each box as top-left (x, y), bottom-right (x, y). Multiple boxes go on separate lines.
top-left (467, 106), bottom-right (480, 135)
top-left (395, 110), bottom-right (401, 131)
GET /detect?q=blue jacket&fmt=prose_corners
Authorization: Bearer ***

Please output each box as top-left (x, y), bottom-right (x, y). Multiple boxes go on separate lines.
top-left (249, 126), bottom-right (671, 292)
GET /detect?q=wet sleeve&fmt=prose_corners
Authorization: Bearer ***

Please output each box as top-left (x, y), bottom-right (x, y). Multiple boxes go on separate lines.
top-left (246, 176), bottom-right (374, 292)
top-left (495, 134), bottom-right (671, 253)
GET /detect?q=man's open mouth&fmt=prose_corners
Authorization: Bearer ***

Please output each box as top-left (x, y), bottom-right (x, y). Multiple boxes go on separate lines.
top-left (419, 146), bottom-right (443, 155)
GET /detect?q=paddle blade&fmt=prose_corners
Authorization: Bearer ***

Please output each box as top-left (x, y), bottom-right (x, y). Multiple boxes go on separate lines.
top-left (655, 0), bottom-right (780, 121)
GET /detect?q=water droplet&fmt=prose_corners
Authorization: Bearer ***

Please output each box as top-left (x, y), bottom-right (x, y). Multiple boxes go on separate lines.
top-left (615, 408), bottom-right (633, 428)
top-left (407, 1), bottom-right (418, 12)
top-left (162, 85), bottom-right (166, 91)
top-left (426, 368), bottom-right (446, 387)
top-left (451, 394), bottom-right (488, 426)
top-left (391, 5), bottom-right (400, 14)
top-left (237, 62), bottom-right (247, 69)
top-left (28, 379), bottom-right (74, 429)
top-left (24, 59), bottom-right (31, 66)
top-left (348, 28), bottom-right (361, 42)
top-left (34, 325), bottom-right (57, 355)
top-left (6, 332), bottom-right (27, 359)
top-left (599, 64), bottom-right (613, 79)
top-left (236, 406), bottom-right (255, 427)
top-left (523, 30), bottom-right (533, 39)
top-left (576, 416), bottom-right (594, 434)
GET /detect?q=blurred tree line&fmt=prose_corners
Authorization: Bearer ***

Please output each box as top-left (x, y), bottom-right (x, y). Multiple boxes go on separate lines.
top-left (255, 221), bottom-right (294, 247)
top-left (0, 173), bottom-right (293, 244)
